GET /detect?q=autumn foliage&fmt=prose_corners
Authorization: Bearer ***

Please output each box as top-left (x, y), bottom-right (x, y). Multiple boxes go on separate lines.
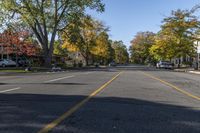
top-left (0, 29), bottom-right (40, 56)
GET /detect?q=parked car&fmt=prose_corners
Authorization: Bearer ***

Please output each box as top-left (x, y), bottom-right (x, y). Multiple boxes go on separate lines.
top-left (0, 59), bottom-right (17, 67)
top-left (51, 66), bottom-right (62, 72)
top-left (156, 61), bottom-right (173, 69)
top-left (51, 63), bottom-right (62, 72)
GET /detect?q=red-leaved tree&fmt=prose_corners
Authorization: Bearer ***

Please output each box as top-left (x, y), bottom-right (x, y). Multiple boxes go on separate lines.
top-left (0, 29), bottom-right (40, 57)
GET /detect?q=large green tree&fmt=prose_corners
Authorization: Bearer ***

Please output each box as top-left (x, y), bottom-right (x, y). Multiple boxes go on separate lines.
top-left (112, 41), bottom-right (129, 64)
top-left (53, 40), bottom-right (68, 56)
top-left (91, 32), bottom-right (113, 64)
top-left (0, 0), bottom-right (104, 67)
top-left (150, 9), bottom-right (199, 61)
top-left (130, 31), bottom-right (156, 64)
top-left (62, 16), bottom-right (106, 66)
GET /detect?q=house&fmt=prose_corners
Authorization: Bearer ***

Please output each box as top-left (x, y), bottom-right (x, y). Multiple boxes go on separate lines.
top-left (65, 52), bottom-right (87, 67)
top-left (171, 40), bottom-right (199, 68)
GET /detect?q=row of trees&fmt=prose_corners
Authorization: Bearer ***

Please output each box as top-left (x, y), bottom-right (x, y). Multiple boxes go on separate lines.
top-left (130, 7), bottom-right (200, 65)
top-left (61, 16), bottom-right (129, 65)
top-left (0, 0), bottom-right (129, 67)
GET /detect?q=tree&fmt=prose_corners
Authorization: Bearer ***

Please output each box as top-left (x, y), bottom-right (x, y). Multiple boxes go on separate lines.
top-left (62, 16), bottom-right (106, 66)
top-left (129, 32), bottom-right (156, 64)
top-left (150, 32), bottom-right (176, 61)
top-left (91, 32), bottom-right (113, 64)
top-left (112, 41), bottom-right (129, 64)
top-left (54, 40), bottom-right (68, 56)
top-left (0, 28), bottom-right (40, 58)
top-left (0, 0), bottom-right (104, 67)
top-left (150, 9), bottom-right (199, 62)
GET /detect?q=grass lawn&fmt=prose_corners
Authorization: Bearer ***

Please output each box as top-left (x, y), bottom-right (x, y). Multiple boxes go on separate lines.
top-left (0, 69), bottom-right (29, 73)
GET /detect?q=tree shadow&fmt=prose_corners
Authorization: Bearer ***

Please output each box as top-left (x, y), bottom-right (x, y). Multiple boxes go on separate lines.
top-left (0, 83), bottom-right (88, 86)
top-left (0, 93), bottom-right (200, 133)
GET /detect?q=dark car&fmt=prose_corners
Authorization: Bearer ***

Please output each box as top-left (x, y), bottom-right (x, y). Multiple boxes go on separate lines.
top-left (13, 57), bottom-right (30, 67)
top-left (18, 59), bottom-right (30, 67)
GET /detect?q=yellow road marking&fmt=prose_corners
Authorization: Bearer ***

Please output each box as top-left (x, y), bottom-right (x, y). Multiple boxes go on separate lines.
top-left (141, 71), bottom-right (200, 101)
top-left (37, 72), bottom-right (122, 133)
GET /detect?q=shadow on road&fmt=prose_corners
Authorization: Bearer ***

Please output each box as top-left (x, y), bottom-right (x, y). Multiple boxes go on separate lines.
top-left (0, 93), bottom-right (200, 133)
top-left (0, 83), bottom-right (88, 86)
top-left (0, 66), bottom-right (177, 77)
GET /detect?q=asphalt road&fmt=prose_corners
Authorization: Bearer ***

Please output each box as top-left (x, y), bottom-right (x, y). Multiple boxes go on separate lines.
top-left (0, 66), bottom-right (200, 133)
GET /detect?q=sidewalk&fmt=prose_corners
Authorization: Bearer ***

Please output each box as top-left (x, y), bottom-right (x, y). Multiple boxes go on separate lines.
top-left (174, 68), bottom-right (200, 75)
top-left (188, 70), bottom-right (200, 75)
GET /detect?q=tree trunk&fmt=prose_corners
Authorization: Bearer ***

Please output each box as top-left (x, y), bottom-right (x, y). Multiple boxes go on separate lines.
top-left (43, 45), bottom-right (54, 68)
top-left (80, 52), bottom-right (88, 66)
top-left (85, 44), bottom-right (89, 66)
top-left (85, 55), bottom-right (89, 66)
top-left (44, 53), bottom-right (52, 68)
top-left (43, 34), bottom-right (56, 68)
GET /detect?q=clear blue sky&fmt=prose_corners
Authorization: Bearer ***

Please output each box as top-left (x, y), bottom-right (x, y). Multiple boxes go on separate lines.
top-left (88, 0), bottom-right (200, 48)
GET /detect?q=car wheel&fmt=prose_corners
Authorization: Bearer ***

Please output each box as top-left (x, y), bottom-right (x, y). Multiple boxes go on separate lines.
top-left (2, 64), bottom-right (6, 68)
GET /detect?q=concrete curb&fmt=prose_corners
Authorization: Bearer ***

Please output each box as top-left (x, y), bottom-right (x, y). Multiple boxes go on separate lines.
top-left (174, 68), bottom-right (200, 75)
top-left (188, 71), bottom-right (200, 75)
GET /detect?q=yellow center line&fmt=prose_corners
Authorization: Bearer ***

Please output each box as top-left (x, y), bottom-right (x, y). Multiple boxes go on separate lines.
top-left (140, 71), bottom-right (200, 101)
top-left (37, 71), bottom-right (122, 133)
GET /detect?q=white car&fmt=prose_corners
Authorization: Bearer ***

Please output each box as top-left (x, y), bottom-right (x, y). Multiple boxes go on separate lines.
top-left (0, 59), bottom-right (17, 67)
top-left (52, 66), bottom-right (62, 71)
top-left (156, 61), bottom-right (173, 69)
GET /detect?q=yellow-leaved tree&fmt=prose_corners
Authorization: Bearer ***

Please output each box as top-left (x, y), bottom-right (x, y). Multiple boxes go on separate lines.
top-left (150, 9), bottom-right (199, 63)
top-left (91, 32), bottom-right (113, 64)
top-left (62, 16), bottom-right (110, 65)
